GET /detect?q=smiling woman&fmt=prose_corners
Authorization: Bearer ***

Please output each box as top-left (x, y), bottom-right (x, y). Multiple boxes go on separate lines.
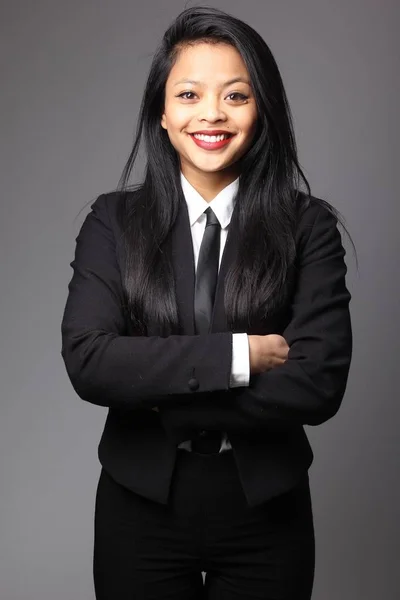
top-left (161, 43), bottom-right (258, 196)
top-left (61, 5), bottom-right (353, 600)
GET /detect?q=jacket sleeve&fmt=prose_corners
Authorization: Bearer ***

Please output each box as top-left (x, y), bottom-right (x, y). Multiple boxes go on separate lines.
top-left (60, 193), bottom-right (233, 409)
top-left (158, 202), bottom-right (353, 438)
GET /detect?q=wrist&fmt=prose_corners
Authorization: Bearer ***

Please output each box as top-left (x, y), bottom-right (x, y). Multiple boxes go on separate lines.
top-left (248, 335), bottom-right (261, 375)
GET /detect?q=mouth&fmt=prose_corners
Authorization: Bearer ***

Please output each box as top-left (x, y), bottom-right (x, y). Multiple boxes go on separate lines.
top-left (188, 131), bottom-right (236, 150)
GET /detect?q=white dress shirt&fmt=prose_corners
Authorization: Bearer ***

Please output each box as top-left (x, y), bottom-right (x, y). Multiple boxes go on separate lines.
top-left (178, 172), bottom-right (250, 453)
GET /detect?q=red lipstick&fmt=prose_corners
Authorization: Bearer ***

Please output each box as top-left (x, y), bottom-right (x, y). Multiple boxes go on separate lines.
top-left (188, 130), bottom-right (235, 151)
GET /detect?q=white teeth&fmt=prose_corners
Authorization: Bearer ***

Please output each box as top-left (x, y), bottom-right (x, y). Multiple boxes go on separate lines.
top-left (193, 133), bottom-right (230, 142)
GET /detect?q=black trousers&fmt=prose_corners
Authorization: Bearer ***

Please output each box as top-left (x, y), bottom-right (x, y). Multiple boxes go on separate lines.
top-left (93, 448), bottom-right (315, 599)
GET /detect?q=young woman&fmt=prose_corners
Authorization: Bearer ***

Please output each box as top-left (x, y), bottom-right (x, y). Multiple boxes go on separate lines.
top-left (61, 6), bottom-right (353, 599)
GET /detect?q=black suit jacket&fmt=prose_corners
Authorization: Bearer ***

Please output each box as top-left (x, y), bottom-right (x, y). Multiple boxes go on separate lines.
top-left (61, 190), bottom-right (352, 507)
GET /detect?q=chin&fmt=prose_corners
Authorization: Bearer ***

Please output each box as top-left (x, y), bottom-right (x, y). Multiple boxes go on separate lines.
top-left (196, 167), bottom-right (230, 176)
top-left (190, 158), bottom-right (234, 172)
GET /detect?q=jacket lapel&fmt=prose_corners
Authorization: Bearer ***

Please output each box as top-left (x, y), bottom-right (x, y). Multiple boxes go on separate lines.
top-left (170, 199), bottom-right (196, 335)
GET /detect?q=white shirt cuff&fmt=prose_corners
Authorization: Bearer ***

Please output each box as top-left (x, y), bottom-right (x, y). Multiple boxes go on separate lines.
top-left (229, 333), bottom-right (250, 387)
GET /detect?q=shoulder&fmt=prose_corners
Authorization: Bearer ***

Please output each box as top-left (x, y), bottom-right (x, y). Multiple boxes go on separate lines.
top-left (294, 190), bottom-right (341, 246)
top-left (89, 187), bottom-right (142, 231)
top-left (290, 191), bottom-right (349, 271)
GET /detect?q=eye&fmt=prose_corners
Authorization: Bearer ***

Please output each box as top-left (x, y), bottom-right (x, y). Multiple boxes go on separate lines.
top-left (226, 92), bottom-right (248, 102)
top-left (177, 91), bottom-right (197, 100)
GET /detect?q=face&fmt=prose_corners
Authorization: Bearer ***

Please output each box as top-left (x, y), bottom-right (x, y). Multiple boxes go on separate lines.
top-left (161, 42), bottom-right (258, 185)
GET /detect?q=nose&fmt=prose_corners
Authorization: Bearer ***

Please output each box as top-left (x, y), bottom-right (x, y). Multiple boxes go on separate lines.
top-left (197, 95), bottom-right (227, 123)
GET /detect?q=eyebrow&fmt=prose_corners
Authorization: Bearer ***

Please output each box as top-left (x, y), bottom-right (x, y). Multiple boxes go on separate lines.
top-left (173, 77), bottom-right (251, 87)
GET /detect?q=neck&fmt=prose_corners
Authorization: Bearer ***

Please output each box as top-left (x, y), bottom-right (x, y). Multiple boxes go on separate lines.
top-left (181, 164), bottom-right (239, 202)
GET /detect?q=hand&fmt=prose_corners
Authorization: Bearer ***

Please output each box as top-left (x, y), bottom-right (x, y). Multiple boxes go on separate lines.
top-left (151, 407), bottom-right (160, 412)
top-left (248, 334), bottom-right (289, 375)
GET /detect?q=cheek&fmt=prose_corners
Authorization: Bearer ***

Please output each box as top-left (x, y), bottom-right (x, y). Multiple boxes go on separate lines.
top-left (242, 112), bottom-right (258, 135)
top-left (239, 123), bottom-right (258, 148)
top-left (164, 105), bottom-right (190, 130)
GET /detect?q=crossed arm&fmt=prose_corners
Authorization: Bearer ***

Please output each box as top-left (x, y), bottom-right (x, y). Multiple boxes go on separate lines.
top-left (61, 193), bottom-right (352, 437)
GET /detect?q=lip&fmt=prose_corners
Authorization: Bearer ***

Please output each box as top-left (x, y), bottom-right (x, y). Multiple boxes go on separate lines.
top-left (189, 130), bottom-right (234, 135)
top-left (188, 130), bottom-right (236, 151)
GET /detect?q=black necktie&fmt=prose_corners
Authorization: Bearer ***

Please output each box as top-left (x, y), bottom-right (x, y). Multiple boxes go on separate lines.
top-left (192, 207), bottom-right (222, 454)
top-left (194, 207), bottom-right (221, 335)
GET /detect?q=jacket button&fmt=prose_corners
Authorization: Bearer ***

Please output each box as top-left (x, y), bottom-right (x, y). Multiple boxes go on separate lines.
top-left (188, 377), bottom-right (199, 391)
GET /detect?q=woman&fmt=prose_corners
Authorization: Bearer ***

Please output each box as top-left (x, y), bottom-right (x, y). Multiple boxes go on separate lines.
top-left (61, 6), bottom-right (353, 599)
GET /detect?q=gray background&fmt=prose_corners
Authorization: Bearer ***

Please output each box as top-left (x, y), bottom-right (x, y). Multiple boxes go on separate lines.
top-left (1, 0), bottom-right (398, 598)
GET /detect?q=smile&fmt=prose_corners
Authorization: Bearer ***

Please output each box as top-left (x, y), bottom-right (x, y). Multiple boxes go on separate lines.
top-left (189, 132), bottom-right (235, 150)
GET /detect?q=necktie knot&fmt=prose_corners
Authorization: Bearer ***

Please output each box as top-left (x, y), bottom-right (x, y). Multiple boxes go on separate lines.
top-left (205, 207), bottom-right (220, 228)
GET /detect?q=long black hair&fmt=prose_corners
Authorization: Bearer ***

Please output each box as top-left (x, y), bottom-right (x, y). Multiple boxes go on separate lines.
top-left (111, 5), bottom-right (354, 335)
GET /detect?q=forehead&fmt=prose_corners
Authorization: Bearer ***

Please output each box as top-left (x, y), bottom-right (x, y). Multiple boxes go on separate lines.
top-left (166, 42), bottom-right (250, 85)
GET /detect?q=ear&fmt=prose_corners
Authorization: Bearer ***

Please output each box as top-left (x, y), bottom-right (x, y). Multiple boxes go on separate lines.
top-left (161, 113), bottom-right (167, 130)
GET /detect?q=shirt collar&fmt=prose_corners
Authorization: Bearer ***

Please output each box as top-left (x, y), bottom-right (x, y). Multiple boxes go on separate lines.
top-left (180, 172), bottom-right (239, 229)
